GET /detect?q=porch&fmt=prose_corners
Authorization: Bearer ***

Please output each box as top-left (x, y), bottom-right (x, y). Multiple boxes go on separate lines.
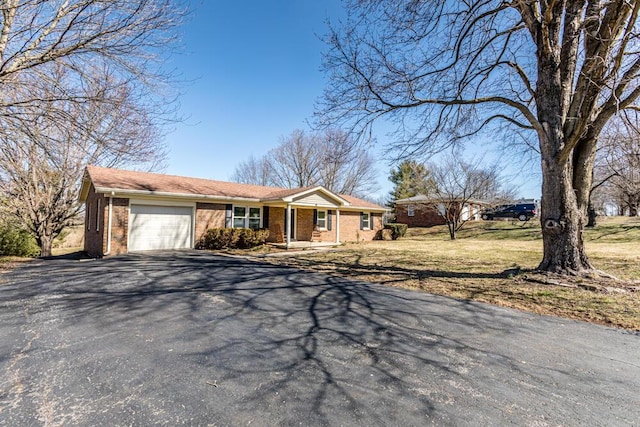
top-left (269, 240), bottom-right (342, 250)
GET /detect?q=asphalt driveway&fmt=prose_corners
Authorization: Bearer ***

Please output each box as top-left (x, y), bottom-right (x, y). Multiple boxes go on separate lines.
top-left (0, 251), bottom-right (638, 426)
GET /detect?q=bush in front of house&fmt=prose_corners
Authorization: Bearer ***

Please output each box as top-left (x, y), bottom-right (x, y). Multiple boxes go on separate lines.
top-left (0, 222), bottom-right (40, 257)
top-left (236, 228), bottom-right (269, 249)
top-left (384, 223), bottom-right (408, 240)
top-left (197, 228), bottom-right (269, 250)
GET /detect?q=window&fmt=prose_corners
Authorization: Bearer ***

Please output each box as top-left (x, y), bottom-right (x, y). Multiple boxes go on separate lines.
top-left (407, 205), bottom-right (415, 217)
top-left (248, 207), bottom-right (261, 229)
top-left (233, 206), bottom-right (246, 228)
top-left (361, 212), bottom-right (371, 230)
top-left (86, 204), bottom-right (91, 231)
top-left (233, 206), bottom-right (261, 229)
top-left (317, 210), bottom-right (327, 229)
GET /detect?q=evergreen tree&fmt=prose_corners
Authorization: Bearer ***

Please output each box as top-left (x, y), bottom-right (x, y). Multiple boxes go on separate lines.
top-left (387, 160), bottom-right (434, 206)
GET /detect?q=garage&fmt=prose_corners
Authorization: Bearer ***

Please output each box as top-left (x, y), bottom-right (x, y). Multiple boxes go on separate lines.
top-left (129, 204), bottom-right (193, 251)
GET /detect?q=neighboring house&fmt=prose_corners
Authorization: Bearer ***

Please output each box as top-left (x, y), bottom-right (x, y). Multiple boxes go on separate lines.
top-left (79, 165), bottom-right (386, 256)
top-left (394, 195), bottom-right (487, 227)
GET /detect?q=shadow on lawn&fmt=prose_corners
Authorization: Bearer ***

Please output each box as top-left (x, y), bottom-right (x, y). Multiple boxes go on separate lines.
top-left (0, 251), bottom-right (557, 424)
top-left (268, 251), bottom-right (523, 286)
top-left (586, 223), bottom-right (640, 242)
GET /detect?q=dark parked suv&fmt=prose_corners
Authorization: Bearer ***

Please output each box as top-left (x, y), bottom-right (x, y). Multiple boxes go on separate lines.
top-left (481, 203), bottom-right (537, 221)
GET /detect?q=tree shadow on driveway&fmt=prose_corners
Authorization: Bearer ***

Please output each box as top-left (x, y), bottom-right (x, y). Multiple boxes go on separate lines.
top-left (0, 251), bottom-right (638, 426)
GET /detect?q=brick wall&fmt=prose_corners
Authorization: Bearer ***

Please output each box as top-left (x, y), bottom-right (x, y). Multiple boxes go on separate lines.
top-left (83, 185), bottom-right (130, 257)
top-left (338, 211), bottom-right (382, 242)
top-left (195, 203), bottom-right (226, 243)
top-left (317, 210), bottom-right (337, 243)
top-left (395, 204), bottom-right (446, 227)
top-left (108, 198), bottom-right (129, 255)
top-left (296, 209), bottom-right (314, 241)
top-left (267, 207), bottom-right (285, 243)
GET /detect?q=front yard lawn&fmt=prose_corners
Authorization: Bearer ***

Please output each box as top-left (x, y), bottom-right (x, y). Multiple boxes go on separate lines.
top-left (259, 217), bottom-right (640, 331)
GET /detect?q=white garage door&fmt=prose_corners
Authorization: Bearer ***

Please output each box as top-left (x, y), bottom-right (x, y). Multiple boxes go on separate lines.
top-left (129, 204), bottom-right (193, 251)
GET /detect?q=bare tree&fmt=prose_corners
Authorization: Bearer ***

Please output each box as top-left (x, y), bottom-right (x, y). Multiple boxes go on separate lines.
top-left (232, 129), bottom-right (379, 197)
top-left (0, 69), bottom-right (166, 257)
top-left (0, 0), bottom-right (183, 256)
top-left (268, 130), bottom-right (321, 189)
top-left (231, 155), bottom-right (272, 187)
top-left (0, 0), bottom-right (184, 108)
top-left (422, 155), bottom-right (508, 240)
top-left (316, 128), bottom-right (379, 195)
top-left (595, 113), bottom-right (640, 217)
top-left (319, 1), bottom-right (640, 275)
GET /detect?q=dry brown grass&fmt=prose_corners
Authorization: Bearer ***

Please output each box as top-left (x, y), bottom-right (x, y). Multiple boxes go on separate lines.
top-left (259, 217), bottom-right (640, 331)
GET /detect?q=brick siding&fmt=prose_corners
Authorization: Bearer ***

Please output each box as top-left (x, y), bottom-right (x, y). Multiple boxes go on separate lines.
top-left (83, 184), bottom-right (130, 257)
top-left (195, 203), bottom-right (226, 243)
top-left (295, 209), bottom-right (314, 241)
top-left (267, 207), bottom-right (285, 243)
top-left (339, 211), bottom-right (381, 242)
top-left (396, 204), bottom-right (446, 227)
top-left (108, 198), bottom-right (129, 255)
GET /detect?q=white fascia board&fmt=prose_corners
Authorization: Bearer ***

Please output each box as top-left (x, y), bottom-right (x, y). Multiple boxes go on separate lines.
top-left (78, 179), bottom-right (92, 203)
top-left (93, 187), bottom-right (261, 204)
top-left (279, 186), bottom-right (351, 206)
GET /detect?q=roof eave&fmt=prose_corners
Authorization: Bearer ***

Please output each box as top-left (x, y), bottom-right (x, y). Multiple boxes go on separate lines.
top-left (93, 187), bottom-right (262, 203)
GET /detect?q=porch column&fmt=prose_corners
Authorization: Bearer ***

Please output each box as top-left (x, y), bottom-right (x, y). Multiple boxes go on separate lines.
top-left (335, 208), bottom-right (340, 244)
top-left (286, 203), bottom-right (291, 249)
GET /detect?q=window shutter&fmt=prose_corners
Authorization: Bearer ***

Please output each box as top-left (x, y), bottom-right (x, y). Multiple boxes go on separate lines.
top-left (263, 206), bottom-right (270, 228)
top-left (225, 204), bottom-right (233, 228)
top-left (327, 210), bottom-right (332, 231)
top-left (313, 209), bottom-right (318, 226)
top-left (360, 212), bottom-right (364, 230)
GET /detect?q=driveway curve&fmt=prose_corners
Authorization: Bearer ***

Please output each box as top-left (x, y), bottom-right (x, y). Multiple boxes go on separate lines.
top-left (0, 251), bottom-right (638, 426)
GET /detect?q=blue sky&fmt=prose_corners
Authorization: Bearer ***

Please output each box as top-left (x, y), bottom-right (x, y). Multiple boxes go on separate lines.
top-left (164, 1), bottom-right (541, 200)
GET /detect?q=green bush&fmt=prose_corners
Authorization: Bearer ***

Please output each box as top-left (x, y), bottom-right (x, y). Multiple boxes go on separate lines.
top-left (198, 228), bottom-right (269, 250)
top-left (0, 224), bottom-right (40, 257)
top-left (384, 223), bottom-right (408, 240)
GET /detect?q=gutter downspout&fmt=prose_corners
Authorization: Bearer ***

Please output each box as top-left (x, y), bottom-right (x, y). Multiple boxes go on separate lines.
top-left (104, 193), bottom-right (114, 255)
top-left (336, 209), bottom-right (340, 244)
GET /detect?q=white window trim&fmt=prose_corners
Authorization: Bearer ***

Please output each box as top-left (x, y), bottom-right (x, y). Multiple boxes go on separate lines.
top-left (232, 205), bottom-right (262, 229)
top-left (362, 212), bottom-right (371, 230)
top-left (407, 204), bottom-right (415, 217)
top-left (317, 210), bottom-right (328, 230)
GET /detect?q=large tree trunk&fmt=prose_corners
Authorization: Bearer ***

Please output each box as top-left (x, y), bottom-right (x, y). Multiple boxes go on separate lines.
top-left (534, 39), bottom-right (597, 275)
top-left (538, 157), bottom-right (593, 274)
top-left (36, 234), bottom-right (53, 257)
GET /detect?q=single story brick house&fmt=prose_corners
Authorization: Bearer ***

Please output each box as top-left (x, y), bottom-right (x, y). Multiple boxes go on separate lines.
top-left (394, 195), bottom-right (487, 227)
top-left (79, 165), bottom-right (386, 256)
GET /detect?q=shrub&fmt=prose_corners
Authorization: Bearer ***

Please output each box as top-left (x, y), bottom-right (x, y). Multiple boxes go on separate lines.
top-left (384, 223), bottom-right (408, 240)
top-left (236, 228), bottom-right (270, 249)
top-left (198, 228), bottom-right (269, 250)
top-left (0, 223), bottom-right (40, 257)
